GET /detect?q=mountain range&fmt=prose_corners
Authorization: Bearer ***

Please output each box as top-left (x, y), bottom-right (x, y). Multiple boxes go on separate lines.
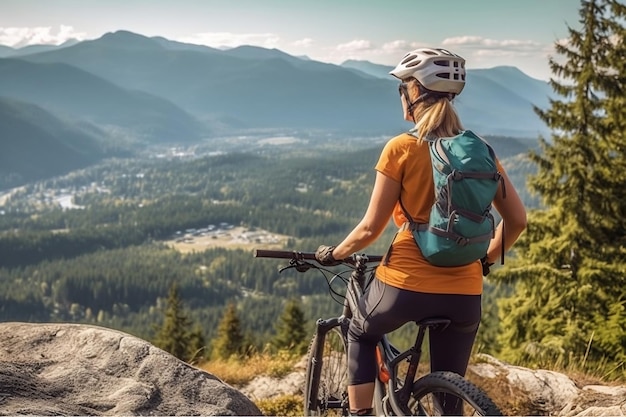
top-left (0, 30), bottom-right (555, 187)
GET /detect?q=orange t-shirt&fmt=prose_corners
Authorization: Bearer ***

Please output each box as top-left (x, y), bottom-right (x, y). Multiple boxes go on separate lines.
top-left (374, 132), bottom-right (494, 296)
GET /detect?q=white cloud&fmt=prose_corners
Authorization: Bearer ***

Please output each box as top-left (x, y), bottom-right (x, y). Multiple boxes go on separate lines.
top-left (441, 36), bottom-right (484, 46)
top-left (314, 39), bottom-right (381, 64)
top-left (0, 25), bottom-right (86, 47)
top-left (555, 37), bottom-right (570, 47)
top-left (380, 40), bottom-right (427, 57)
top-left (321, 38), bottom-right (426, 66)
top-left (336, 39), bottom-right (372, 52)
top-left (442, 36), bottom-right (541, 52)
top-left (437, 35), bottom-right (558, 79)
top-left (381, 40), bottom-right (409, 53)
top-left (178, 32), bottom-right (281, 49)
top-left (292, 37), bottom-right (313, 48)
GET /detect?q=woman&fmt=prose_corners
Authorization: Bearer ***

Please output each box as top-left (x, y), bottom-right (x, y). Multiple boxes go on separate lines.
top-left (316, 47), bottom-right (527, 415)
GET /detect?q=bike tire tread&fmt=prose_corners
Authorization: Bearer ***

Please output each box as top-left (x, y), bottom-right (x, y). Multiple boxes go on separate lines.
top-left (411, 371), bottom-right (502, 416)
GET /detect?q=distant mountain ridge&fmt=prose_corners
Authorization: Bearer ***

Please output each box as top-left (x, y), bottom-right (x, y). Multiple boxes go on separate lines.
top-left (340, 59), bottom-right (554, 136)
top-left (0, 39), bottom-right (80, 57)
top-left (0, 58), bottom-right (207, 144)
top-left (0, 97), bottom-right (117, 188)
top-left (15, 31), bottom-right (398, 132)
top-left (6, 30), bottom-right (552, 137)
top-left (0, 30), bottom-right (554, 188)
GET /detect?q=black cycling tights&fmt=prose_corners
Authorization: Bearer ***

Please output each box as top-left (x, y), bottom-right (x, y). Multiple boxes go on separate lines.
top-left (347, 277), bottom-right (481, 386)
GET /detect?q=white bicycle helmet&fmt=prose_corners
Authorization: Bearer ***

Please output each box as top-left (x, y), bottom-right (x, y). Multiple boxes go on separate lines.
top-left (390, 48), bottom-right (466, 95)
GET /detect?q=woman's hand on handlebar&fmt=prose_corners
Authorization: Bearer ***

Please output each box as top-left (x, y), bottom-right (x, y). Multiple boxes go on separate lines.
top-left (315, 245), bottom-right (342, 266)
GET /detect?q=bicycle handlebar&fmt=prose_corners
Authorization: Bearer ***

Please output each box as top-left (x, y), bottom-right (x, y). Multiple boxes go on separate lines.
top-left (254, 249), bottom-right (383, 264)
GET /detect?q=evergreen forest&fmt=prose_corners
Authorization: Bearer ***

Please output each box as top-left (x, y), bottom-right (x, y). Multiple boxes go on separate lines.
top-left (0, 133), bottom-right (528, 358)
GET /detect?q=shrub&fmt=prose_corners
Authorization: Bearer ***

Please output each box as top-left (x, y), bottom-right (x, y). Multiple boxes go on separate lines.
top-left (255, 394), bottom-right (303, 417)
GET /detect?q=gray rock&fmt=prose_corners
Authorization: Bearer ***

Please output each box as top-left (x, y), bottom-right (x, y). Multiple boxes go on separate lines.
top-left (470, 354), bottom-right (626, 417)
top-left (0, 322), bottom-right (262, 416)
top-left (240, 356), bottom-right (308, 401)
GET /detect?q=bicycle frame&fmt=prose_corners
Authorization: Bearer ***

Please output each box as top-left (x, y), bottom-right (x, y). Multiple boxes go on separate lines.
top-left (339, 258), bottom-right (449, 415)
top-left (335, 253), bottom-right (453, 415)
top-left (254, 249), bottom-right (501, 416)
top-left (255, 249), bottom-right (380, 413)
top-left (376, 319), bottom-right (451, 416)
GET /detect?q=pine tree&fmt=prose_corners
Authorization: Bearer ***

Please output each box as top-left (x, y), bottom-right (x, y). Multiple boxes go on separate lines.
top-left (272, 299), bottom-right (308, 355)
top-left (187, 324), bottom-right (207, 365)
top-left (494, 0), bottom-right (626, 377)
top-left (211, 302), bottom-right (245, 360)
top-left (153, 283), bottom-right (203, 362)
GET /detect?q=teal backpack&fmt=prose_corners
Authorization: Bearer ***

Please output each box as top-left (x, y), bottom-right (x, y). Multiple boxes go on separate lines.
top-left (400, 130), bottom-right (504, 267)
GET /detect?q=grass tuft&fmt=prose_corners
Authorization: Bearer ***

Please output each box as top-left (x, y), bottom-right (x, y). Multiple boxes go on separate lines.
top-left (198, 350), bottom-right (300, 386)
top-left (256, 394), bottom-right (304, 417)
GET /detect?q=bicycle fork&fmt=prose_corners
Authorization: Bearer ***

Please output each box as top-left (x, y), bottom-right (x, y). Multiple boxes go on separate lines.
top-left (307, 316), bottom-right (348, 411)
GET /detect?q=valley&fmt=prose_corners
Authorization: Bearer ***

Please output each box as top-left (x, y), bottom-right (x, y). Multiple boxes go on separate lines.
top-left (0, 31), bottom-right (543, 362)
top-left (0, 130), bottom-right (537, 356)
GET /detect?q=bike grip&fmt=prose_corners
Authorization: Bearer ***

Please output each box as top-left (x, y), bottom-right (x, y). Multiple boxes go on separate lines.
top-left (254, 249), bottom-right (384, 264)
top-left (253, 249), bottom-right (317, 260)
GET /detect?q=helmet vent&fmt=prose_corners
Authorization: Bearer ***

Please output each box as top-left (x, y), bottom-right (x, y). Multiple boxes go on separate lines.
top-left (401, 54), bottom-right (418, 65)
top-left (434, 60), bottom-right (450, 67)
top-left (436, 73), bottom-right (451, 79)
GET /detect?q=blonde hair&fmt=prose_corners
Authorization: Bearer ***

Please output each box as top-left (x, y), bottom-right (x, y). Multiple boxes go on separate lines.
top-left (407, 81), bottom-right (464, 140)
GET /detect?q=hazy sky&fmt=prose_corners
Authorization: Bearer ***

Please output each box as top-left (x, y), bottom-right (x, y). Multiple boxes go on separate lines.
top-left (0, 0), bottom-right (582, 80)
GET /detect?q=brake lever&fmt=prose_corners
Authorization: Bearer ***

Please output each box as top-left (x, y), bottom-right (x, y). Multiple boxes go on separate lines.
top-left (279, 259), bottom-right (314, 273)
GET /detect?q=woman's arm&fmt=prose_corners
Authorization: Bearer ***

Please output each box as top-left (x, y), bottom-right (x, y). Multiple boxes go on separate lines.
top-left (487, 169), bottom-right (527, 264)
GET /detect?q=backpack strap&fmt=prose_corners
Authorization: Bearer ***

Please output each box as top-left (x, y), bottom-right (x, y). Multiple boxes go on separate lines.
top-left (383, 198), bottom-right (426, 265)
top-left (500, 223), bottom-right (505, 265)
top-left (427, 220), bottom-right (494, 246)
top-left (399, 197), bottom-right (414, 226)
top-left (402, 200), bottom-right (494, 246)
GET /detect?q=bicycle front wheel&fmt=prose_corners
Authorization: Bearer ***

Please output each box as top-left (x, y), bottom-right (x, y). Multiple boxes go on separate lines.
top-left (409, 371), bottom-right (502, 416)
top-left (304, 323), bottom-right (349, 416)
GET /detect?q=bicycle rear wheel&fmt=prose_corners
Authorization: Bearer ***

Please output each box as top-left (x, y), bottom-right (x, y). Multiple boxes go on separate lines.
top-left (409, 371), bottom-right (502, 416)
top-left (304, 323), bottom-right (349, 416)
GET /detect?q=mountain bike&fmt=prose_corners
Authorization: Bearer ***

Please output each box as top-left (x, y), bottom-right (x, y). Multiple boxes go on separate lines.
top-left (254, 249), bottom-right (502, 416)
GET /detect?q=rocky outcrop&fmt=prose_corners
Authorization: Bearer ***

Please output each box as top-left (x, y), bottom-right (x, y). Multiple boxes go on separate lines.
top-left (2, 322), bottom-right (624, 416)
top-left (469, 354), bottom-right (625, 416)
top-left (0, 322), bottom-right (261, 416)
top-left (241, 353), bottom-right (626, 416)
